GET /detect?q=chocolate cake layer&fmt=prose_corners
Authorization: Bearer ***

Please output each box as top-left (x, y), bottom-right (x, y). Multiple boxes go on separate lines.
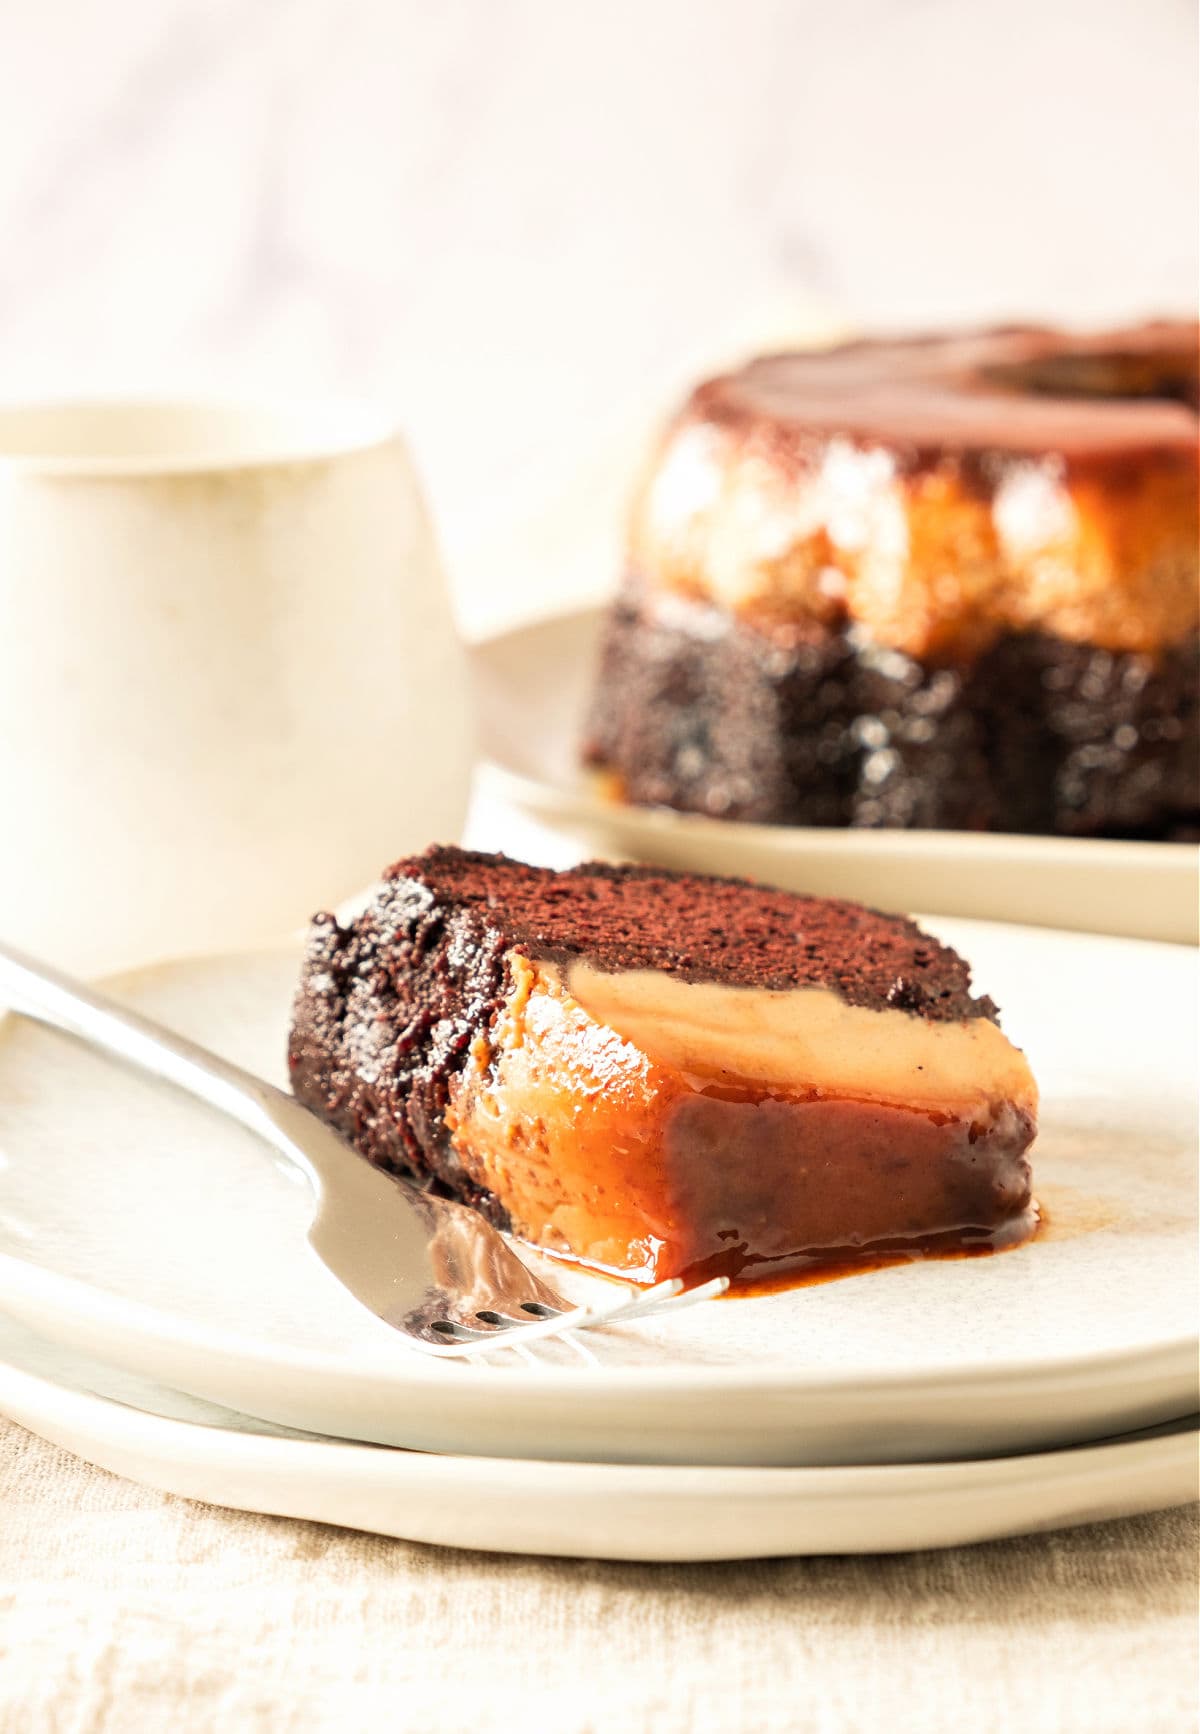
top-left (289, 849), bottom-right (1037, 1287)
top-left (361, 846), bottom-right (990, 1013)
top-left (585, 591), bottom-right (1200, 836)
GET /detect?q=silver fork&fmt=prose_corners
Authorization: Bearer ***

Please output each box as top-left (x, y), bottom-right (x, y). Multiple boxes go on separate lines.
top-left (0, 940), bottom-right (727, 1358)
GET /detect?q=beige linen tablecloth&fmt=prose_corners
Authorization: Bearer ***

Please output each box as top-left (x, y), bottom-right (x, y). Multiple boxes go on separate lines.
top-left (1, 1416), bottom-right (1196, 1733)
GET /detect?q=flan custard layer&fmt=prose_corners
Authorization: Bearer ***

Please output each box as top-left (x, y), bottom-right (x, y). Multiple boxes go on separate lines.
top-left (445, 955), bottom-right (1036, 1285)
top-left (289, 850), bottom-right (1039, 1290)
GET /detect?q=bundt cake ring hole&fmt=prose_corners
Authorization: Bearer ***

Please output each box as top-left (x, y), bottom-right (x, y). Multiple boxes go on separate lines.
top-left (981, 349), bottom-right (1200, 408)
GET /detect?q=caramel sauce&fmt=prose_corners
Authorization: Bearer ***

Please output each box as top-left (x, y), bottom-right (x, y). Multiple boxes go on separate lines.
top-left (451, 959), bottom-right (1038, 1297)
top-left (692, 1203), bottom-right (1042, 1297)
top-left (1021, 1184), bottom-right (1119, 1243)
top-left (628, 325), bottom-right (1199, 664)
top-left (531, 1202), bottom-right (1041, 1300)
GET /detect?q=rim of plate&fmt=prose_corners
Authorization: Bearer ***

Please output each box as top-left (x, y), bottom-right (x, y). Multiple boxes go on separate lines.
top-left (1, 1251), bottom-right (1194, 1400)
top-left (1, 1344), bottom-right (1196, 1489)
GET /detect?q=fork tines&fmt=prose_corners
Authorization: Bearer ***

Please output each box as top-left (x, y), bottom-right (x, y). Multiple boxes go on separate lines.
top-left (417, 1276), bottom-right (732, 1361)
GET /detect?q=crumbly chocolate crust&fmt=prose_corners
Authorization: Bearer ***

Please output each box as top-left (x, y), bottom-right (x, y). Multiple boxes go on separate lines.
top-left (384, 847), bottom-right (988, 1012)
top-left (287, 881), bottom-right (508, 1202)
top-left (288, 848), bottom-right (996, 1203)
top-left (584, 592), bottom-right (1200, 837)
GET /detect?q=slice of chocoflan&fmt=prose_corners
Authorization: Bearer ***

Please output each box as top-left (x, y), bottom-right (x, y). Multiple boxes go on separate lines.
top-left (288, 847), bottom-right (1038, 1288)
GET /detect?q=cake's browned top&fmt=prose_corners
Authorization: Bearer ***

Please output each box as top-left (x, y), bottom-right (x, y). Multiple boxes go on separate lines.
top-left (382, 847), bottom-right (994, 1021)
top-left (698, 322), bottom-right (1198, 464)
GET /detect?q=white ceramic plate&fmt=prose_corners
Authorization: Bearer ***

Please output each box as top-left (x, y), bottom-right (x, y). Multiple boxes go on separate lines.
top-left (0, 926), bottom-right (1194, 1466)
top-left (0, 1316), bottom-right (1194, 1561)
top-left (469, 610), bottom-right (1199, 944)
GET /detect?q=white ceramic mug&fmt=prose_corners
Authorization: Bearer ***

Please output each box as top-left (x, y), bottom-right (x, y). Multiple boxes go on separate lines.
top-left (0, 400), bottom-right (474, 974)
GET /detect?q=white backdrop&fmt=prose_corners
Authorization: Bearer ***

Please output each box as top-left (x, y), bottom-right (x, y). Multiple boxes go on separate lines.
top-left (0, 0), bottom-right (1194, 634)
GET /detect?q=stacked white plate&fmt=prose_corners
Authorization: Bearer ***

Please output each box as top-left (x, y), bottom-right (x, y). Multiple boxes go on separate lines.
top-left (0, 907), bottom-right (1195, 1560)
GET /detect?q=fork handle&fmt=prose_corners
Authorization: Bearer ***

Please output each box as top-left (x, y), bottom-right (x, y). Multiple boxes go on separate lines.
top-left (0, 938), bottom-right (297, 1155)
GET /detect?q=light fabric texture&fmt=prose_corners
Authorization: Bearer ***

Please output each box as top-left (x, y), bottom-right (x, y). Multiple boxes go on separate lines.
top-left (1, 1416), bottom-right (1196, 1734)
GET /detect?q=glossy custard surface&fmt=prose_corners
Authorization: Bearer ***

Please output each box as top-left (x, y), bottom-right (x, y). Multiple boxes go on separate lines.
top-left (446, 955), bottom-right (1036, 1287)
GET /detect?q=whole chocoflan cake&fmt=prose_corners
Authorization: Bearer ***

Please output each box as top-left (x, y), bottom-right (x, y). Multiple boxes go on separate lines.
top-left (288, 847), bottom-right (1038, 1290)
top-left (585, 322), bottom-right (1199, 836)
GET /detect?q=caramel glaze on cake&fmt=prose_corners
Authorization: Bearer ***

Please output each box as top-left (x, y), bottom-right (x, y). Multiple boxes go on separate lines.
top-left (585, 322), bottom-right (1199, 835)
top-left (288, 848), bottom-right (1038, 1291)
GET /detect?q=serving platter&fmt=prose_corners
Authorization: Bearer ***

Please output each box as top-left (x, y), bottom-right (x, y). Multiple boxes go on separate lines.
top-left (0, 923), bottom-right (1194, 1467)
top-left (468, 609), bottom-right (1199, 944)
